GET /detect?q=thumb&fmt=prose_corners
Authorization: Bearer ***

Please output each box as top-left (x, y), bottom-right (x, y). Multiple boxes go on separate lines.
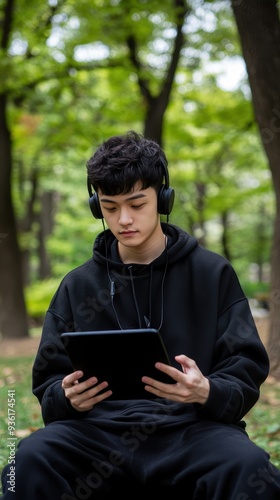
top-left (175, 354), bottom-right (195, 373)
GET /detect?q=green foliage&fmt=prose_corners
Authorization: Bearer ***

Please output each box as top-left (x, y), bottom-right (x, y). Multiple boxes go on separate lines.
top-left (25, 279), bottom-right (60, 321)
top-left (240, 281), bottom-right (270, 300)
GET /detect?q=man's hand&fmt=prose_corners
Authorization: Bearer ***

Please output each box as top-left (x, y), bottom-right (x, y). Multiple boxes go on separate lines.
top-left (141, 354), bottom-right (210, 404)
top-left (62, 371), bottom-right (112, 411)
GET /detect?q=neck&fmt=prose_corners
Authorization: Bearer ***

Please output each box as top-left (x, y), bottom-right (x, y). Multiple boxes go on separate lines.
top-left (118, 232), bottom-right (167, 265)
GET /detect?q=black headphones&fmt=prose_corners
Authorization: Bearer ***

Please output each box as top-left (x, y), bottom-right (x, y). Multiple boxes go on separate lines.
top-left (87, 158), bottom-right (175, 219)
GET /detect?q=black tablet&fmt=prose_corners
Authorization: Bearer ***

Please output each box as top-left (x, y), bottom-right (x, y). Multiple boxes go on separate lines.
top-left (61, 328), bottom-right (174, 400)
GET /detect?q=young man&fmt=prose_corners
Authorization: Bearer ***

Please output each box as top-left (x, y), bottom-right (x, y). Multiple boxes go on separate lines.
top-left (1, 131), bottom-right (280, 499)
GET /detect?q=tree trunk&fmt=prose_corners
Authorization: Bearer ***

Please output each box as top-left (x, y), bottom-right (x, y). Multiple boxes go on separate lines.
top-left (221, 211), bottom-right (231, 262)
top-left (19, 167), bottom-right (38, 286)
top-left (38, 191), bottom-right (55, 279)
top-left (0, 93), bottom-right (29, 339)
top-left (127, 0), bottom-right (188, 146)
top-left (231, 0), bottom-right (280, 378)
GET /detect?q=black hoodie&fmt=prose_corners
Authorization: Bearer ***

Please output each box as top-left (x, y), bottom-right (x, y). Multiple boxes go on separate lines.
top-left (32, 223), bottom-right (269, 427)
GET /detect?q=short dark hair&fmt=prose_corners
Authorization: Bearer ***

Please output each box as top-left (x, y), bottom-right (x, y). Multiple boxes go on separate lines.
top-left (86, 131), bottom-right (168, 195)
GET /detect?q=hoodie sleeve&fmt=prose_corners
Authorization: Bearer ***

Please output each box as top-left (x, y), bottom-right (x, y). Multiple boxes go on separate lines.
top-left (195, 263), bottom-right (270, 424)
top-left (32, 286), bottom-right (91, 425)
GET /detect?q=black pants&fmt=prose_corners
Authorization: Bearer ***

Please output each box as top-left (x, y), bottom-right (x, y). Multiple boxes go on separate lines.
top-left (1, 419), bottom-right (280, 499)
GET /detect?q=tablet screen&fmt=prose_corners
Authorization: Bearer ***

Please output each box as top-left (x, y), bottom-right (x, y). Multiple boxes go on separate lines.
top-left (61, 328), bottom-right (174, 400)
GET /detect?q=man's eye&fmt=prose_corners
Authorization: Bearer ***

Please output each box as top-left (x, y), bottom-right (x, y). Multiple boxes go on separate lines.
top-left (104, 207), bottom-right (116, 212)
top-left (132, 204), bottom-right (145, 209)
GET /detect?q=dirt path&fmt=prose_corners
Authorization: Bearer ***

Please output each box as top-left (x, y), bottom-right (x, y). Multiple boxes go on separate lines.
top-left (0, 336), bottom-right (40, 358)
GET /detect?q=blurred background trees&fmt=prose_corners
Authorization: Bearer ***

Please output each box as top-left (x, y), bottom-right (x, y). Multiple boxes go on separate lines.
top-left (0, 0), bottom-right (279, 376)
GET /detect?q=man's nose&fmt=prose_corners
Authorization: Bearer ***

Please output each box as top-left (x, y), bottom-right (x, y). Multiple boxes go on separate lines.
top-left (118, 208), bottom-right (133, 224)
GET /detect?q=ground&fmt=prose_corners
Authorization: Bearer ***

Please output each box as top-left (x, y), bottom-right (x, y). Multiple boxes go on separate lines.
top-left (0, 335), bottom-right (40, 358)
top-left (0, 315), bottom-right (270, 358)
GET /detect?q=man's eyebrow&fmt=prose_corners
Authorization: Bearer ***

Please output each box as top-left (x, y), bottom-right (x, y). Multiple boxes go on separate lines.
top-left (99, 193), bottom-right (147, 204)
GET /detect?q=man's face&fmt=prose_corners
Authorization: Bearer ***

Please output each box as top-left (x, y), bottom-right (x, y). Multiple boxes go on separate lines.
top-left (98, 181), bottom-right (161, 250)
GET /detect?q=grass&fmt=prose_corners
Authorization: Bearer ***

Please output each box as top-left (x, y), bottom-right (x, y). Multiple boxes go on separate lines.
top-left (245, 376), bottom-right (280, 469)
top-left (0, 356), bottom-right (44, 492)
top-left (0, 357), bottom-right (279, 494)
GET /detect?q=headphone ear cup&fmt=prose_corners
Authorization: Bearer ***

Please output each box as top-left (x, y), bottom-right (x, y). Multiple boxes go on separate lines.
top-left (89, 193), bottom-right (103, 219)
top-left (158, 185), bottom-right (175, 215)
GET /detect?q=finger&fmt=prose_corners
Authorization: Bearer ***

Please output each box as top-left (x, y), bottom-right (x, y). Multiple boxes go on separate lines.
top-left (64, 376), bottom-right (102, 401)
top-left (72, 390), bottom-right (112, 411)
top-left (62, 371), bottom-right (84, 388)
top-left (78, 381), bottom-right (110, 400)
top-left (143, 377), bottom-right (192, 403)
top-left (142, 370), bottom-right (180, 394)
top-left (71, 383), bottom-right (113, 411)
top-left (73, 376), bottom-right (99, 393)
top-left (175, 355), bottom-right (196, 370)
top-left (175, 354), bottom-right (191, 363)
top-left (153, 362), bottom-right (186, 383)
top-left (142, 380), bottom-right (181, 400)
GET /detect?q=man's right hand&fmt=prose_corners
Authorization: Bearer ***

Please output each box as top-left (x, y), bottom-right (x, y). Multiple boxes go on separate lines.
top-left (62, 371), bottom-right (112, 411)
